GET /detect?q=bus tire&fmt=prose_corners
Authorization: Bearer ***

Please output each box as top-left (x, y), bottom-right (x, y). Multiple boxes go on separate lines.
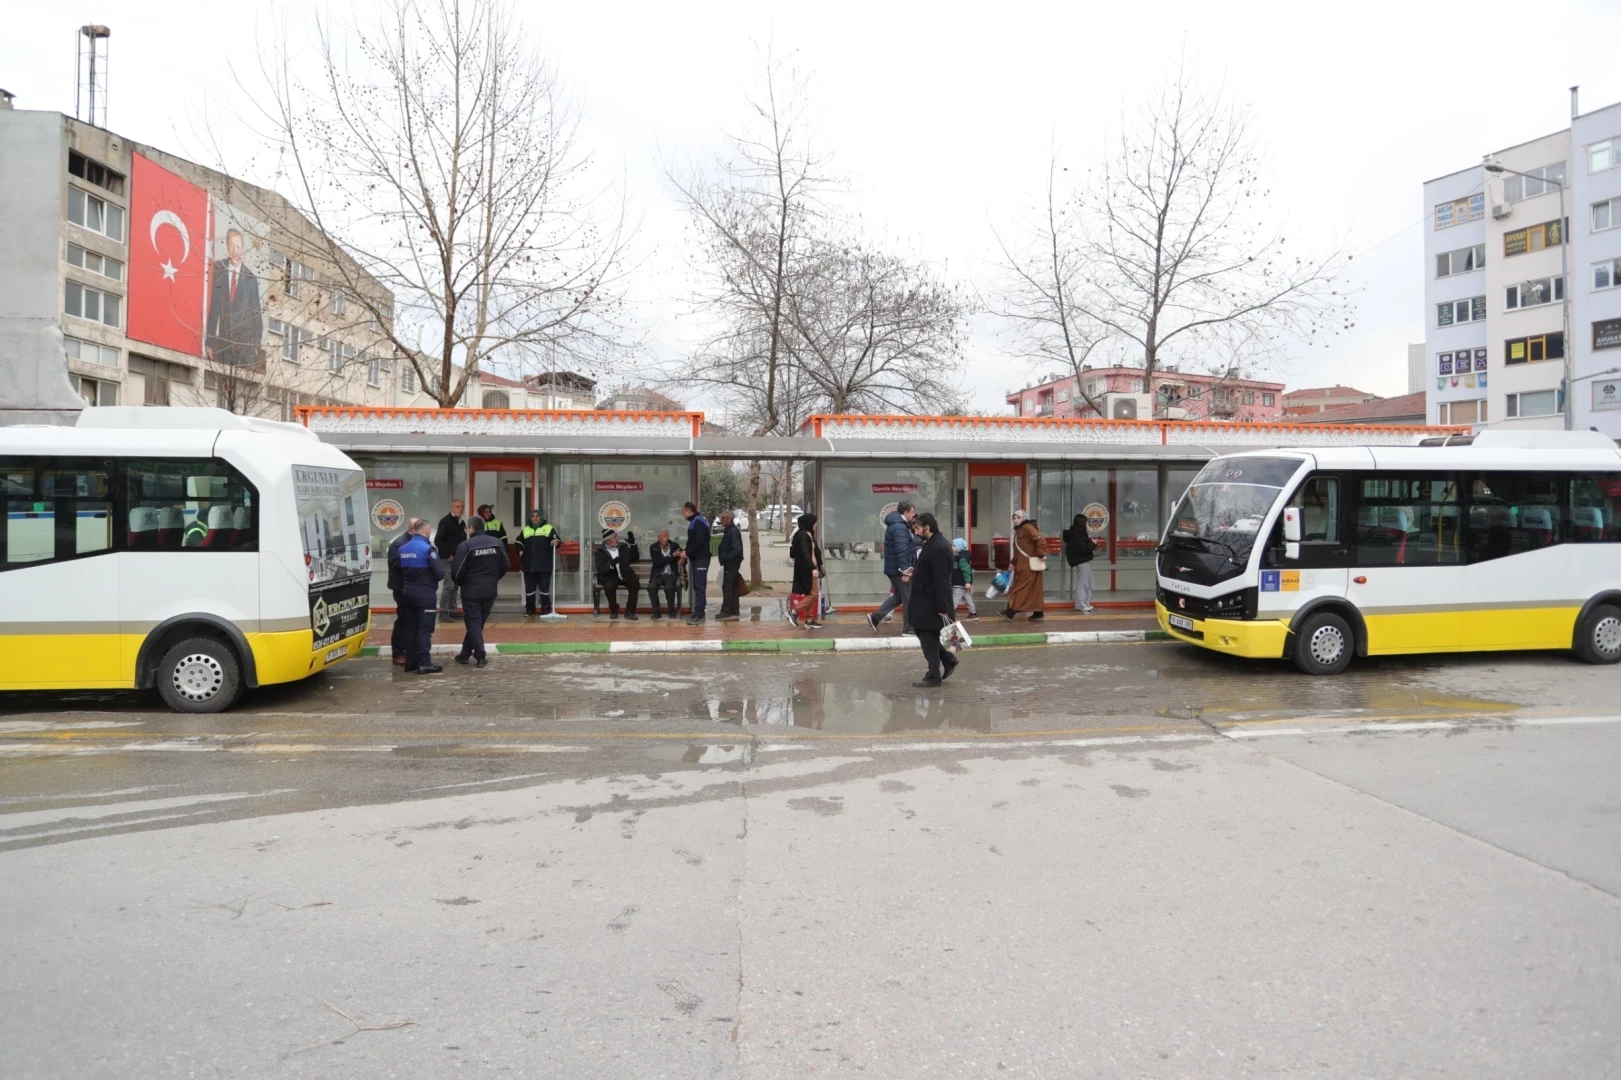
top-left (1292, 611), bottom-right (1354, 676)
top-left (156, 637), bottom-right (242, 713)
top-left (1574, 604), bottom-right (1621, 666)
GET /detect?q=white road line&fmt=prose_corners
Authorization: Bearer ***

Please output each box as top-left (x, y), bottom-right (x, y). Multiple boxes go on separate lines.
top-left (0, 790), bottom-right (296, 833)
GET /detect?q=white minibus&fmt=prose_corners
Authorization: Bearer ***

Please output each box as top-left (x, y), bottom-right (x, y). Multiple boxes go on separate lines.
top-left (1, 408), bottom-right (372, 710)
top-left (1156, 430), bottom-right (1621, 674)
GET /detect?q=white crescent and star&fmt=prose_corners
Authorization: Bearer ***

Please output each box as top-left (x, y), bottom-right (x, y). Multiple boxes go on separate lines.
top-left (148, 210), bottom-right (191, 282)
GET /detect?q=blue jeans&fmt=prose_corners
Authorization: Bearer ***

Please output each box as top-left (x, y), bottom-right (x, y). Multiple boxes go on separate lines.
top-left (689, 562), bottom-right (710, 617)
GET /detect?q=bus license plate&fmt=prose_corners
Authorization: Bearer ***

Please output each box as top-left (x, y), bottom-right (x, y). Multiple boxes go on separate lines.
top-left (1168, 614), bottom-right (1195, 632)
top-left (326, 645), bottom-right (348, 662)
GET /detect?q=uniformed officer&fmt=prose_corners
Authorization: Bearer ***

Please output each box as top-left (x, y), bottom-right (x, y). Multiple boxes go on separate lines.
top-left (480, 504), bottom-right (509, 549)
top-left (451, 516), bottom-right (508, 667)
top-left (517, 508), bottom-right (561, 617)
top-left (396, 518), bottom-right (446, 674)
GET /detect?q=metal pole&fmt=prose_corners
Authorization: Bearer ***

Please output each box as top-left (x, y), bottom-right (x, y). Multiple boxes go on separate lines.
top-left (538, 540), bottom-right (566, 620)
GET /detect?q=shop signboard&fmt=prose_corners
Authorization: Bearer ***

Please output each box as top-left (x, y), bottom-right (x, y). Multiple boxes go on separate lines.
top-left (1594, 380), bottom-right (1621, 412)
top-left (872, 483), bottom-right (919, 494)
top-left (1594, 318), bottom-right (1621, 352)
top-left (366, 479), bottom-right (404, 490)
top-left (594, 481), bottom-right (644, 492)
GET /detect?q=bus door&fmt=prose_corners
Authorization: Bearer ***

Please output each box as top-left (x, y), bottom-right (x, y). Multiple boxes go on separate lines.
top-left (1266, 473), bottom-right (1351, 624)
top-left (1345, 472), bottom-right (1465, 654)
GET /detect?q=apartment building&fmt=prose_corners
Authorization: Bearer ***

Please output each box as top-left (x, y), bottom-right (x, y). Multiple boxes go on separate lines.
top-left (1422, 92), bottom-right (1621, 435)
top-left (1282, 386), bottom-right (1380, 416)
top-left (0, 106), bottom-right (401, 423)
top-left (1006, 367), bottom-right (1286, 422)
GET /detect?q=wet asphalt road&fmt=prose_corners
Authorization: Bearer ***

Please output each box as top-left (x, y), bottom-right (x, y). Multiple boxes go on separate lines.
top-left (2, 643), bottom-right (1620, 1078)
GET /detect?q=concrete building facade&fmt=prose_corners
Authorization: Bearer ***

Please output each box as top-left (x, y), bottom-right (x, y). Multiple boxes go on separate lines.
top-left (1282, 386), bottom-right (1380, 416)
top-left (0, 108), bottom-right (402, 424)
top-left (1006, 367), bottom-right (1285, 422)
top-left (1422, 94), bottom-right (1621, 436)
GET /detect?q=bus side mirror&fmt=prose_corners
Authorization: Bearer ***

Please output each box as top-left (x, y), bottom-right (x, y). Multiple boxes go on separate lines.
top-left (1282, 506), bottom-right (1301, 560)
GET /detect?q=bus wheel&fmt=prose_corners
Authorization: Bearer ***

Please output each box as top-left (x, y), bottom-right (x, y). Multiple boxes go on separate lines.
top-left (1292, 612), bottom-right (1354, 676)
top-left (157, 638), bottom-right (242, 713)
top-left (1575, 604), bottom-right (1621, 665)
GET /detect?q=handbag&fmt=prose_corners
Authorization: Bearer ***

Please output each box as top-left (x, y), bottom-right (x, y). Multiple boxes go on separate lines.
top-left (940, 620), bottom-right (973, 653)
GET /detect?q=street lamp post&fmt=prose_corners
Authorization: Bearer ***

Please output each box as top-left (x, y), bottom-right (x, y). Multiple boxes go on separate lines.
top-left (1482, 156), bottom-right (1572, 430)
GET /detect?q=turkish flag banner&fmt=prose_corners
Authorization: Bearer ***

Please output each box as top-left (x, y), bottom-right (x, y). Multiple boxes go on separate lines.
top-left (128, 153), bottom-right (209, 356)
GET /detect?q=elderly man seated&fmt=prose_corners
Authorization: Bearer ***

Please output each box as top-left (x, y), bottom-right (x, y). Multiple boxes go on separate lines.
top-left (593, 528), bottom-right (641, 621)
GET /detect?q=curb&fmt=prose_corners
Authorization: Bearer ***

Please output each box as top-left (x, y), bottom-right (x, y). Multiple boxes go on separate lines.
top-left (360, 629), bottom-right (1172, 659)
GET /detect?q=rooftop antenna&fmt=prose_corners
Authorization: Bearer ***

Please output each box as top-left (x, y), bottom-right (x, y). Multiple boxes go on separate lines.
top-left (75, 24), bottom-right (111, 128)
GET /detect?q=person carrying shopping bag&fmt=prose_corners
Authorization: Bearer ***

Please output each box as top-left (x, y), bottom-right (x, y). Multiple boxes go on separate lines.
top-left (906, 513), bottom-right (958, 687)
top-left (1001, 509), bottom-right (1047, 621)
top-left (787, 513), bottom-right (824, 629)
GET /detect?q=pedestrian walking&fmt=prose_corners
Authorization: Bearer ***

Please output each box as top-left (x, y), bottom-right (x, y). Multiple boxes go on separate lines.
top-left (1001, 509), bottom-right (1047, 621)
top-left (517, 509), bottom-right (560, 617)
top-left (648, 528), bottom-right (683, 620)
top-left (451, 516), bottom-right (507, 667)
top-left (950, 537), bottom-right (979, 620)
top-left (593, 528), bottom-right (641, 620)
top-left (906, 513), bottom-right (958, 687)
top-left (866, 501), bottom-right (916, 633)
top-left (679, 502), bottom-right (712, 625)
top-left (433, 500), bottom-right (467, 622)
top-left (385, 528), bottom-right (410, 665)
top-left (788, 513), bottom-right (823, 629)
top-left (716, 510), bottom-right (745, 621)
top-left (1062, 512), bottom-right (1097, 614)
top-left (396, 518), bottom-right (446, 674)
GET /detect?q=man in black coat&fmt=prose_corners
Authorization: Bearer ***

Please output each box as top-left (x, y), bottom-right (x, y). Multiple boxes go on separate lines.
top-left (593, 529), bottom-right (641, 620)
top-left (678, 502), bottom-right (712, 624)
top-left (905, 512), bottom-right (958, 687)
top-left (451, 516), bottom-right (508, 667)
top-left (716, 510), bottom-right (744, 620)
top-left (205, 229), bottom-right (264, 367)
top-left (386, 529), bottom-right (411, 666)
top-left (647, 529), bottom-right (683, 620)
top-left (434, 500), bottom-right (468, 621)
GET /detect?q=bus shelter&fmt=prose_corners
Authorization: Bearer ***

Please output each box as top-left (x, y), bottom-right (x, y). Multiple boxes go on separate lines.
top-left (298, 406), bottom-right (1454, 612)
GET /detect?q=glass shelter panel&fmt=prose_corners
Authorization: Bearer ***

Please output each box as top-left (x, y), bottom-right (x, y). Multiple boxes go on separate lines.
top-left (350, 455), bottom-right (453, 608)
top-left (820, 464), bottom-right (953, 603)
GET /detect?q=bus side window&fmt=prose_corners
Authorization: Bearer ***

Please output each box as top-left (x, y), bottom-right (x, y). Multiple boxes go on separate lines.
top-left (1467, 473), bottom-right (1562, 563)
top-left (1569, 475), bottom-right (1621, 544)
top-left (1356, 474), bottom-right (1460, 566)
top-left (118, 460), bottom-right (260, 554)
top-left (1289, 477), bottom-right (1339, 542)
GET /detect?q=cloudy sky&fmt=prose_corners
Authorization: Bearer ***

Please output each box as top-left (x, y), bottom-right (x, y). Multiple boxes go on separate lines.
top-left (7, 0), bottom-right (1621, 416)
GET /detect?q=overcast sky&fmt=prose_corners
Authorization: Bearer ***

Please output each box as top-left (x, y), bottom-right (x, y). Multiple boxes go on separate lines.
top-left (8, 0), bottom-right (1621, 416)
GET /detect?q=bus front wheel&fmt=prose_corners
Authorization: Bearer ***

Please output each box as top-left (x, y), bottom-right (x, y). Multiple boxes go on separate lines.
top-left (157, 638), bottom-right (243, 713)
top-left (1291, 612), bottom-right (1355, 676)
top-left (1575, 604), bottom-right (1621, 666)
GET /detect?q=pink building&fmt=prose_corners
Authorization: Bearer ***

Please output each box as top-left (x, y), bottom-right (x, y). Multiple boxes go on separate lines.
top-left (1006, 366), bottom-right (1286, 422)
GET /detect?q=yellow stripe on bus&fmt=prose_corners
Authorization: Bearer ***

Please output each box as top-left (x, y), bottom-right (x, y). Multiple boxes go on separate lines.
top-left (0, 629), bottom-right (365, 691)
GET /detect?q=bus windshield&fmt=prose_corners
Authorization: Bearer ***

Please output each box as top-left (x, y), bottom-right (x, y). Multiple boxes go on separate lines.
top-left (1164, 456), bottom-right (1302, 572)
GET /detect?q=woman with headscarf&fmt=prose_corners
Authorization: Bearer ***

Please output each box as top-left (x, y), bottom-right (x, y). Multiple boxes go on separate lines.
top-left (1001, 508), bottom-right (1046, 621)
top-left (788, 513), bottom-right (823, 629)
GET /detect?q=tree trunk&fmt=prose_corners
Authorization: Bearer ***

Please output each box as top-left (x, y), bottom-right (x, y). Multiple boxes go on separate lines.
top-left (746, 459), bottom-right (764, 589)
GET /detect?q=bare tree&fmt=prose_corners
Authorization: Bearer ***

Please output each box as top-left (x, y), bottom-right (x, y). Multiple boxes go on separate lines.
top-left (997, 72), bottom-right (1352, 417)
top-left (785, 239), bottom-right (966, 414)
top-left (665, 52), bottom-right (830, 587)
top-left (250, 0), bottom-right (629, 409)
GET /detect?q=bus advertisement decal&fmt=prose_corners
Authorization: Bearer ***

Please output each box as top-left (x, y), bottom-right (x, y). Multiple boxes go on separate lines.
top-left (310, 577), bottom-right (370, 651)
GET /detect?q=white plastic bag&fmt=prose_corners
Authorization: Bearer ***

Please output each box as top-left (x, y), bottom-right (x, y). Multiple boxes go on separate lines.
top-left (940, 620), bottom-right (973, 653)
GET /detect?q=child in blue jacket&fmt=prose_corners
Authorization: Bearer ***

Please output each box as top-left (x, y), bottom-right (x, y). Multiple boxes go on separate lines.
top-left (950, 538), bottom-right (979, 620)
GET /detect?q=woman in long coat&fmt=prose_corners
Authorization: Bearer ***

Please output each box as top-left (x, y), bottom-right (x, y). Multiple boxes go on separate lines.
top-left (1003, 509), bottom-right (1046, 621)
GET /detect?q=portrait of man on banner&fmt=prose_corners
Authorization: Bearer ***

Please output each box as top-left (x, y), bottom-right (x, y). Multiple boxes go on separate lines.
top-left (206, 202), bottom-right (270, 369)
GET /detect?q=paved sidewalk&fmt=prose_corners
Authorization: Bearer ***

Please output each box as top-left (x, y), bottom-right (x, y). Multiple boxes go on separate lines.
top-left (365, 606), bottom-right (1166, 656)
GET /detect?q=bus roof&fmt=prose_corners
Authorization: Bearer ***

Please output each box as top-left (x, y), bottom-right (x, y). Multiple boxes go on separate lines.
top-left (1210, 430), bottom-right (1621, 473)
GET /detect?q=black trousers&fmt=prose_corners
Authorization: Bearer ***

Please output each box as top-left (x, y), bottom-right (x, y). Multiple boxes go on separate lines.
top-left (600, 573), bottom-right (640, 616)
top-left (390, 591), bottom-right (407, 657)
top-left (649, 576), bottom-right (679, 617)
top-left (523, 570), bottom-right (553, 614)
top-left (720, 564), bottom-right (741, 615)
top-left (914, 628), bottom-right (944, 680)
top-left (459, 596), bottom-right (494, 661)
top-left (399, 603), bottom-right (437, 669)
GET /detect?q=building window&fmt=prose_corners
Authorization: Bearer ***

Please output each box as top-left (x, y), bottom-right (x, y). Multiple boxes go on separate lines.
top-left (330, 290), bottom-right (346, 317)
top-left (1436, 296), bottom-right (1486, 326)
top-left (401, 365), bottom-right (416, 394)
top-left (1261, 392), bottom-right (1275, 407)
top-left (1441, 348), bottom-right (1488, 375)
top-left (64, 280), bottom-right (122, 328)
top-left (1595, 257), bottom-right (1621, 291)
top-left (1594, 318), bottom-right (1621, 352)
top-left (1505, 276), bottom-right (1564, 310)
top-left (1503, 219), bottom-right (1565, 257)
top-left (1434, 193), bottom-right (1485, 230)
top-left (366, 358), bottom-right (380, 387)
top-left (68, 151), bottom-right (125, 195)
top-left (1056, 388), bottom-right (1070, 403)
top-left (66, 186), bottom-right (125, 243)
top-left (1501, 162), bottom-right (1566, 203)
top-left (482, 390), bottom-right (511, 409)
top-left (1505, 332), bottom-right (1565, 365)
top-left (1437, 399), bottom-right (1486, 425)
top-left (325, 339), bottom-right (342, 373)
top-left (1594, 197), bottom-right (1621, 232)
top-left (144, 373), bottom-right (170, 406)
top-left (1242, 390), bottom-right (1255, 405)
top-left (279, 324), bottom-right (306, 364)
top-left (286, 259), bottom-right (318, 299)
top-left (63, 336), bottom-right (118, 367)
top-left (65, 243), bottom-right (124, 282)
top-left (73, 375), bottom-right (118, 407)
top-left (1436, 243), bottom-right (1486, 278)
top-left (1591, 138), bottom-right (1617, 174)
top-left (1505, 389), bottom-right (1558, 418)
